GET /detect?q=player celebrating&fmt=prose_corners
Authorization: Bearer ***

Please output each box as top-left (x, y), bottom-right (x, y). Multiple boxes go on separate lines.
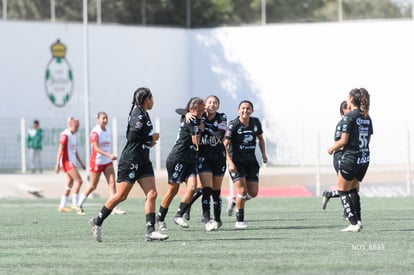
top-left (322, 100), bottom-right (351, 210)
top-left (223, 100), bottom-right (268, 229)
top-left (156, 97), bottom-right (204, 230)
top-left (327, 88), bottom-right (372, 232)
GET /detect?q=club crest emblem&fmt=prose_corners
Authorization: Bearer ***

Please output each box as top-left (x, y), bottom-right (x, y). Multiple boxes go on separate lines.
top-left (45, 39), bottom-right (74, 107)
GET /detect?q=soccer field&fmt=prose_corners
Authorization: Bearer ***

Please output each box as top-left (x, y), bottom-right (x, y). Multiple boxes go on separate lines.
top-left (1, 197), bottom-right (413, 274)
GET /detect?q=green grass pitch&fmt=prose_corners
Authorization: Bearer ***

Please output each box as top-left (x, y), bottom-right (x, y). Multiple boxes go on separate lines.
top-left (1, 197), bottom-right (413, 274)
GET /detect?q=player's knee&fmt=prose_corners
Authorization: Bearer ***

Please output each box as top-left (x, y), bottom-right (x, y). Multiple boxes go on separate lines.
top-left (146, 189), bottom-right (158, 201)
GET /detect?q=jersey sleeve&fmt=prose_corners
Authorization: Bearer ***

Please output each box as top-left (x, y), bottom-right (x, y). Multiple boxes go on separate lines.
top-left (90, 131), bottom-right (99, 143)
top-left (254, 117), bottom-right (263, 136)
top-left (59, 133), bottom-right (68, 146)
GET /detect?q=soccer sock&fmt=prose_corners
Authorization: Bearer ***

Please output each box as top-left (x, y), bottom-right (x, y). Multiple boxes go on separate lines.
top-left (339, 191), bottom-right (357, 225)
top-left (176, 202), bottom-right (189, 217)
top-left (236, 208), bottom-right (244, 222)
top-left (146, 213), bottom-right (156, 234)
top-left (349, 188), bottom-right (361, 222)
top-left (72, 194), bottom-right (79, 206)
top-left (59, 195), bottom-right (68, 208)
top-left (201, 187), bottom-right (212, 222)
top-left (211, 189), bottom-right (222, 222)
top-left (95, 206), bottom-right (112, 226)
top-left (331, 190), bottom-right (340, 197)
top-left (189, 188), bottom-right (203, 207)
top-left (78, 193), bottom-right (87, 207)
top-left (157, 206), bottom-right (168, 222)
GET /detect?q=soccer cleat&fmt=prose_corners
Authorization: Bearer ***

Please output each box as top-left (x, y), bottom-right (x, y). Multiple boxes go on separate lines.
top-left (158, 221), bottom-right (168, 231)
top-left (227, 197), bottom-right (235, 216)
top-left (205, 220), bottom-right (219, 232)
top-left (357, 221), bottom-right (363, 230)
top-left (235, 221), bottom-right (248, 229)
top-left (341, 223), bottom-right (361, 232)
top-left (216, 221), bottom-right (223, 229)
top-left (58, 207), bottom-right (71, 212)
top-left (112, 207), bottom-right (127, 215)
top-left (321, 191), bottom-right (331, 210)
top-left (71, 204), bottom-right (80, 211)
top-left (89, 218), bottom-right (102, 242)
top-left (183, 208), bottom-right (191, 221)
top-left (172, 216), bottom-right (189, 228)
top-left (145, 231), bottom-right (169, 241)
top-left (77, 207), bottom-right (85, 215)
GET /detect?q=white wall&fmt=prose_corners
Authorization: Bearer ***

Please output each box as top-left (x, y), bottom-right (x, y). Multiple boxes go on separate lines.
top-left (191, 20), bottom-right (414, 166)
top-left (1, 20), bottom-right (414, 169)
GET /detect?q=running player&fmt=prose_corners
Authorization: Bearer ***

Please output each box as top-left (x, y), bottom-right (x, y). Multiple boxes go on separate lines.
top-left (156, 97), bottom-right (205, 230)
top-left (55, 117), bottom-right (86, 212)
top-left (76, 112), bottom-right (125, 215)
top-left (223, 100), bottom-right (268, 229)
top-left (322, 100), bottom-right (351, 210)
top-left (89, 87), bottom-right (168, 242)
top-left (327, 88), bottom-right (372, 232)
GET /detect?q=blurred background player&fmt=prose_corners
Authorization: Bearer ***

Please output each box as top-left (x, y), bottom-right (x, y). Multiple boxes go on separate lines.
top-left (76, 112), bottom-right (125, 215)
top-left (55, 117), bottom-right (85, 212)
top-left (26, 120), bottom-right (43, 173)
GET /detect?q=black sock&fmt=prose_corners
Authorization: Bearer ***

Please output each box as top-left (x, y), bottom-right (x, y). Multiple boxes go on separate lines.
top-left (339, 191), bottom-right (357, 225)
top-left (189, 188), bottom-right (203, 208)
top-left (157, 206), bottom-right (168, 222)
top-left (236, 208), bottom-right (244, 222)
top-left (349, 188), bottom-right (361, 222)
top-left (96, 206), bottom-right (112, 226)
top-left (176, 202), bottom-right (189, 217)
top-left (146, 213), bottom-right (156, 234)
top-left (212, 189), bottom-right (222, 222)
top-left (202, 187), bottom-right (212, 222)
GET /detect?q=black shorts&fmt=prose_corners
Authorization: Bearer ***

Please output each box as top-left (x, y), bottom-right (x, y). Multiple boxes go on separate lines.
top-left (166, 156), bottom-right (197, 184)
top-left (339, 153), bottom-right (369, 181)
top-left (229, 160), bottom-right (259, 183)
top-left (333, 150), bottom-right (343, 174)
top-left (117, 161), bottom-right (154, 184)
top-left (197, 155), bottom-right (226, 176)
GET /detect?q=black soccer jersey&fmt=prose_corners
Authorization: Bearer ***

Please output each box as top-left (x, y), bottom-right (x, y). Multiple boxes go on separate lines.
top-left (168, 117), bottom-right (201, 164)
top-left (198, 112), bottom-right (227, 158)
top-left (119, 106), bottom-right (154, 165)
top-left (341, 109), bottom-right (373, 162)
top-left (334, 117), bottom-right (345, 141)
top-left (225, 116), bottom-right (263, 162)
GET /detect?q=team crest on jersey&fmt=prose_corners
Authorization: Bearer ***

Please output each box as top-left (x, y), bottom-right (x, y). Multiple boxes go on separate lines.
top-left (45, 39), bottom-right (74, 107)
top-left (129, 172), bottom-right (135, 179)
top-left (135, 121), bottom-right (143, 129)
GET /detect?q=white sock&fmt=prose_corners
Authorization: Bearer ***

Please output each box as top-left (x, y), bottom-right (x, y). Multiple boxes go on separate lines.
top-left (72, 194), bottom-right (79, 206)
top-left (59, 195), bottom-right (68, 208)
top-left (78, 194), bottom-right (87, 207)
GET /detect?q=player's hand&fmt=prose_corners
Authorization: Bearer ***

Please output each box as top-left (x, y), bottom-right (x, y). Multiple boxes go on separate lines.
top-left (54, 164), bottom-right (60, 174)
top-left (262, 155), bottom-right (268, 164)
top-left (152, 133), bottom-right (160, 142)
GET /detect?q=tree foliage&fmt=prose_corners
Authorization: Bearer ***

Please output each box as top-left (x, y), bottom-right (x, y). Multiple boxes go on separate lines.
top-left (1, 0), bottom-right (411, 27)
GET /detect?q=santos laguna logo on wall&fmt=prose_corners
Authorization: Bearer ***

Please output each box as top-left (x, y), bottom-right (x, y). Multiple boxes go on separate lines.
top-left (45, 39), bottom-right (74, 107)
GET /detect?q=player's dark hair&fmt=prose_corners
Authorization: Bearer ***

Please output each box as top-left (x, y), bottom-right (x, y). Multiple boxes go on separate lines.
top-left (188, 97), bottom-right (204, 111)
top-left (238, 100), bottom-right (254, 111)
top-left (339, 100), bottom-right (347, 116)
top-left (205, 95), bottom-right (220, 107)
top-left (129, 87), bottom-right (152, 117)
top-left (96, 111), bottom-right (107, 118)
top-left (349, 88), bottom-right (370, 118)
